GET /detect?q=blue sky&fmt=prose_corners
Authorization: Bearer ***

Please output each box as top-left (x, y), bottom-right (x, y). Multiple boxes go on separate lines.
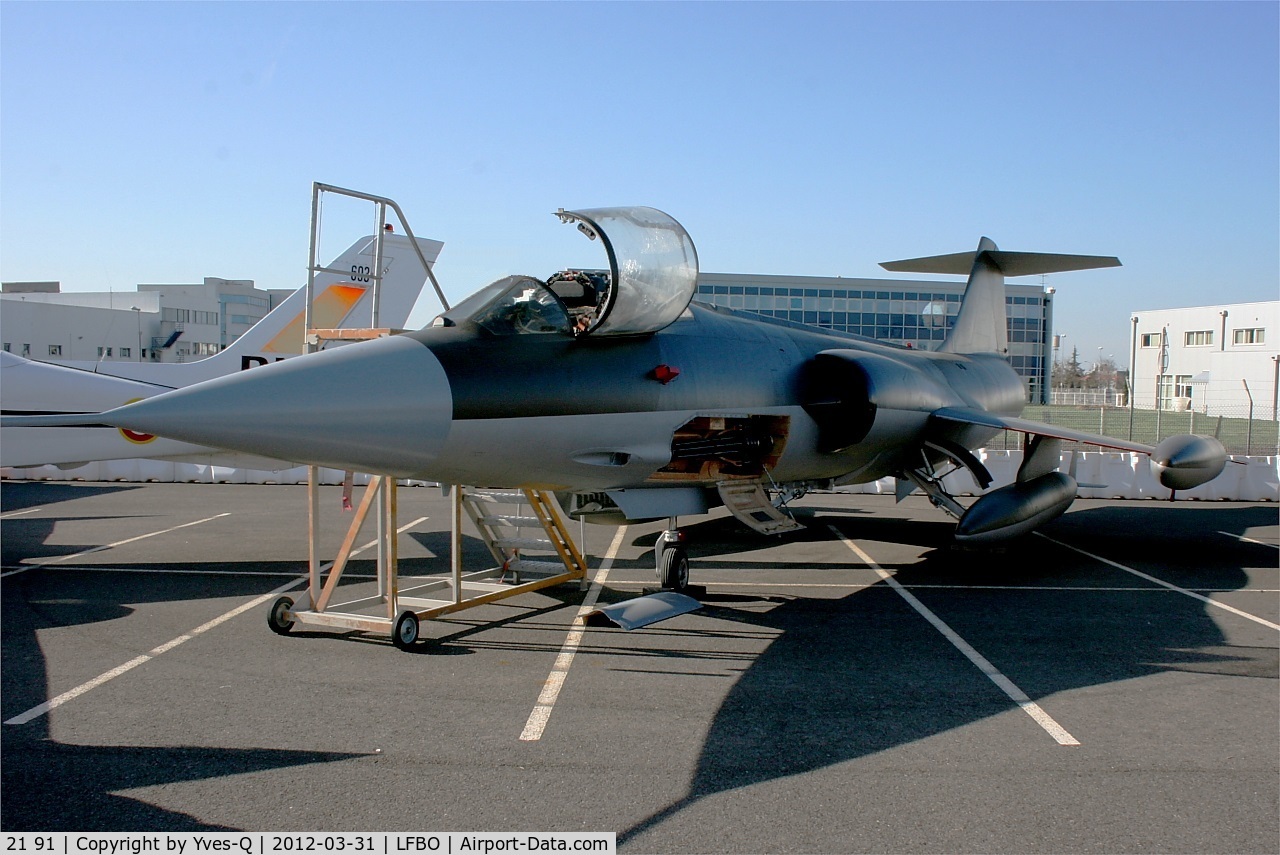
top-left (2, 1), bottom-right (1276, 366)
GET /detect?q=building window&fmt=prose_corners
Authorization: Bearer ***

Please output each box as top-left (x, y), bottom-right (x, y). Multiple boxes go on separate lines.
top-left (1158, 374), bottom-right (1194, 410)
top-left (1140, 333), bottom-right (1161, 347)
top-left (2, 343), bottom-right (9, 352)
top-left (1233, 328), bottom-right (1265, 345)
top-left (21, 344), bottom-right (30, 356)
top-left (48, 345), bottom-right (62, 356)
top-left (120, 347), bottom-right (131, 358)
top-left (1184, 330), bottom-right (1213, 346)
top-left (97, 346), bottom-right (112, 357)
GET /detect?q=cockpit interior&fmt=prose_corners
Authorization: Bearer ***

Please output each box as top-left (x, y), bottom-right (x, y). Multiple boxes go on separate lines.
top-left (433, 206), bottom-right (699, 339)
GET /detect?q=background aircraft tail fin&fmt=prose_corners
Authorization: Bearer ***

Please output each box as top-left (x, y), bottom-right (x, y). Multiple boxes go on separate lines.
top-left (210, 232), bottom-right (443, 366)
top-left (881, 242), bottom-right (1120, 355)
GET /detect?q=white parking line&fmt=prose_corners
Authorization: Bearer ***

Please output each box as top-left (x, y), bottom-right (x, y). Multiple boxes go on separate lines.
top-left (1, 513), bottom-right (233, 578)
top-left (4, 516), bottom-right (430, 726)
top-left (831, 526), bottom-right (1080, 746)
top-left (520, 526), bottom-right (628, 742)
top-left (604, 580), bottom-right (1280, 592)
top-left (1037, 533), bottom-right (1280, 632)
top-left (0, 507), bottom-right (42, 519)
top-left (1, 565), bottom-right (381, 579)
top-left (1219, 530), bottom-right (1279, 549)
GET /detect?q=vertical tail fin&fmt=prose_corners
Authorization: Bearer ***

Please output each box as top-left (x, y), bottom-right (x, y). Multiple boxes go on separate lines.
top-left (880, 240), bottom-right (1120, 355)
top-left (221, 232), bottom-right (443, 361)
top-left (0, 234), bottom-right (444, 468)
top-left (83, 233), bottom-right (443, 385)
top-left (943, 237), bottom-right (1006, 354)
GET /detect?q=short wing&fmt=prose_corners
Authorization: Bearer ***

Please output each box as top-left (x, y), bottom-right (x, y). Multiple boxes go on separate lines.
top-left (931, 406), bottom-right (1157, 454)
top-left (931, 406), bottom-right (1229, 491)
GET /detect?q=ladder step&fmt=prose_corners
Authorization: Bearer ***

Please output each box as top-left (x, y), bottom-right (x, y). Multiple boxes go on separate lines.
top-left (506, 559), bottom-right (571, 576)
top-left (493, 537), bottom-right (555, 550)
top-left (465, 490), bottom-right (528, 504)
top-left (478, 515), bottom-right (542, 527)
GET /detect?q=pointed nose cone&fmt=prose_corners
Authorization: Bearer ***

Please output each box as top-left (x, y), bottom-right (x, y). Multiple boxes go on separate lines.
top-left (107, 336), bottom-right (453, 477)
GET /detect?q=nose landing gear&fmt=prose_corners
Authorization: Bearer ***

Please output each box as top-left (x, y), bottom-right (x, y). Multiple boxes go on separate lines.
top-left (656, 528), bottom-right (690, 591)
top-left (653, 519), bottom-right (706, 597)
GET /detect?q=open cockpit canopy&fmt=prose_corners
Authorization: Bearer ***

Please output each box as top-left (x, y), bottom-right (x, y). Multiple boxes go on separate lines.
top-left (437, 206), bottom-right (698, 338)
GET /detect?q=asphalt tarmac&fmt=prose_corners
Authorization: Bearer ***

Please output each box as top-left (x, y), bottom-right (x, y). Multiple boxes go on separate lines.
top-left (2, 481), bottom-right (1277, 852)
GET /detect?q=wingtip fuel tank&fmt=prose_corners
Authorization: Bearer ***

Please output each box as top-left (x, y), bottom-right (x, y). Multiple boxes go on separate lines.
top-left (1150, 435), bottom-right (1228, 491)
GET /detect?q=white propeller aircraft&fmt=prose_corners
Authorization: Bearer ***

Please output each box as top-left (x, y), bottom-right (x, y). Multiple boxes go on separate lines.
top-left (1, 231), bottom-right (441, 471)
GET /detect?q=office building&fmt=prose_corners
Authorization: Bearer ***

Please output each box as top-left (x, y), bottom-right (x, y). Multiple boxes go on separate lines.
top-left (696, 273), bottom-right (1053, 403)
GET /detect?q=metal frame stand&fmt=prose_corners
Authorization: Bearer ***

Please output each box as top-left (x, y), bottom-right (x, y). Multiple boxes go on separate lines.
top-left (272, 476), bottom-right (588, 649)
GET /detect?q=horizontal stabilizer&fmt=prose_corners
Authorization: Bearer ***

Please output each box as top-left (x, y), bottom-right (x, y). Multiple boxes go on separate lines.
top-left (881, 250), bottom-right (1120, 277)
top-left (1, 412), bottom-right (112, 429)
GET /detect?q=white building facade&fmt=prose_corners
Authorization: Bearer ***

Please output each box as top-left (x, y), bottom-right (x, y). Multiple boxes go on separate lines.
top-left (1, 278), bottom-right (287, 365)
top-left (1129, 301), bottom-right (1279, 419)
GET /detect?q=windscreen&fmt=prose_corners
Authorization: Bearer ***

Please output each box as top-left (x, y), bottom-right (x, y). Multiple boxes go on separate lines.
top-left (469, 275), bottom-right (571, 336)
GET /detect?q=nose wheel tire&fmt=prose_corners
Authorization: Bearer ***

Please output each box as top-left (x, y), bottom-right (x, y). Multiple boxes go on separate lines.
top-left (267, 596), bottom-right (295, 635)
top-left (392, 610), bottom-right (420, 651)
top-left (657, 545), bottom-right (690, 592)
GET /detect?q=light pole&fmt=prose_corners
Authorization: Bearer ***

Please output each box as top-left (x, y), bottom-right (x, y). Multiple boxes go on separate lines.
top-left (1041, 286), bottom-right (1055, 405)
top-left (1271, 354), bottom-right (1278, 423)
top-left (1052, 333), bottom-right (1065, 397)
top-left (1128, 315), bottom-right (1138, 439)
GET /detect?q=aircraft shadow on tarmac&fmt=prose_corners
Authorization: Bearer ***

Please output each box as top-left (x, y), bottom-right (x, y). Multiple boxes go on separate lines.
top-left (0, 484), bottom-right (396, 832)
top-left (2, 740), bottom-right (363, 832)
top-left (0, 482), bottom-right (140, 512)
top-left (616, 503), bottom-right (1278, 846)
top-left (1, 560), bottom-right (369, 831)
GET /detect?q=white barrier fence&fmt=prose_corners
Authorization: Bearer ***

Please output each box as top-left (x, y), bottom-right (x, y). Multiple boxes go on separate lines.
top-left (842, 450), bottom-right (1278, 502)
top-left (3, 451), bottom-right (1277, 502)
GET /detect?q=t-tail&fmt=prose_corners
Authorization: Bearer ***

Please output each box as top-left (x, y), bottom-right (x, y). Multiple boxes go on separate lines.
top-left (880, 239), bottom-right (1121, 355)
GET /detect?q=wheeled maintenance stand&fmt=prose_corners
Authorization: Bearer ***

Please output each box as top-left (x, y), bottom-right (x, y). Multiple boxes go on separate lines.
top-left (267, 475), bottom-right (589, 650)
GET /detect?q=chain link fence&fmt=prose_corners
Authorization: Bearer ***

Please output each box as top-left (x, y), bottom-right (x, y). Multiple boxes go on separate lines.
top-left (997, 405), bottom-right (1279, 456)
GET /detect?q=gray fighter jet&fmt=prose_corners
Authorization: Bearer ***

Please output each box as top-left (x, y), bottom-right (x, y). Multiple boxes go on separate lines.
top-left (6, 207), bottom-right (1226, 589)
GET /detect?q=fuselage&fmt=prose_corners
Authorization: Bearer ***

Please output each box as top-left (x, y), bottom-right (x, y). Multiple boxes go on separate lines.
top-left (94, 300), bottom-right (1026, 492)
top-left (404, 301), bottom-right (1025, 490)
